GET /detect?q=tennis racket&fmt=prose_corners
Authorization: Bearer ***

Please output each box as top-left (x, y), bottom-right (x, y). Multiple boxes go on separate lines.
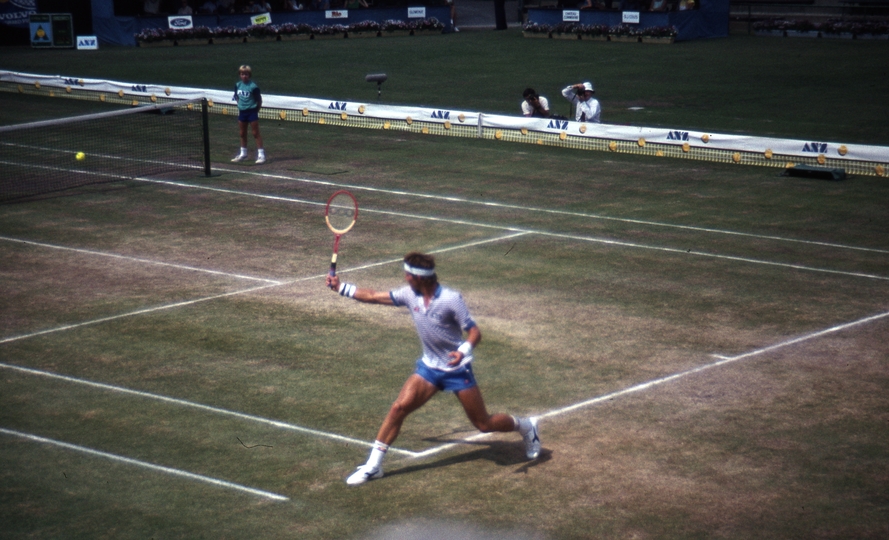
top-left (325, 190), bottom-right (358, 283)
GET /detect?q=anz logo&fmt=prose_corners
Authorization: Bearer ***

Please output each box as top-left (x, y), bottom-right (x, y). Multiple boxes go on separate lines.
top-left (666, 131), bottom-right (689, 141)
top-left (328, 102), bottom-right (347, 110)
top-left (131, 85), bottom-right (147, 92)
top-left (802, 142), bottom-right (828, 153)
top-left (431, 110), bottom-right (450, 120)
top-left (63, 78), bottom-right (78, 85)
top-left (548, 119), bottom-right (568, 130)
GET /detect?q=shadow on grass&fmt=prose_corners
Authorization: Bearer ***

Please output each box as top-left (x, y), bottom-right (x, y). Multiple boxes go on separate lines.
top-left (385, 438), bottom-right (552, 480)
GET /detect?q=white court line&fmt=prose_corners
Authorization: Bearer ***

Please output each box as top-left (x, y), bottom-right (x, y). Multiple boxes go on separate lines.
top-left (0, 231), bottom-right (527, 346)
top-left (0, 362), bottom-right (416, 457)
top-left (708, 310), bottom-right (889, 362)
top-left (6, 309), bottom-right (886, 463)
top-left (0, 236), bottom-right (282, 284)
top-left (533, 230), bottom-right (889, 282)
top-left (0, 233), bottom-right (528, 457)
top-left (137, 178), bottom-right (889, 282)
top-left (198, 168), bottom-right (889, 256)
top-left (410, 309), bottom-right (889, 459)
top-left (0, 283), bottom-right (280, 345)
top-left (0, 427), bottom-right (289, 501)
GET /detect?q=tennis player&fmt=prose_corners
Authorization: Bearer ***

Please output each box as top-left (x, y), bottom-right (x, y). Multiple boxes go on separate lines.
top-left (327, 252), bottom-right (541, 486)
top-left (231, 65), bottom-right (266, 164)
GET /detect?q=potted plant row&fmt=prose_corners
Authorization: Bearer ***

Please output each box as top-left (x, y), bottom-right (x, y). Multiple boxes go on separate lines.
top-left (752, 18), bottom-right (889, 39)
top-left (135, 18), bottom-right (444, 46)
top-left (522, 23), bottom-right (677, 43)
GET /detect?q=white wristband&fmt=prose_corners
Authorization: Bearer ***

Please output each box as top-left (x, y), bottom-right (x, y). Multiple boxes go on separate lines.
top-left (457, 341), bottom-right (473, 356)
top-left (338, 282), bottom-right (357, 298)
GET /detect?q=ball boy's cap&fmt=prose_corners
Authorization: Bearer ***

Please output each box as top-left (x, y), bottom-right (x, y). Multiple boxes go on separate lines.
top-left (583, 82), bottom-right (595, 93)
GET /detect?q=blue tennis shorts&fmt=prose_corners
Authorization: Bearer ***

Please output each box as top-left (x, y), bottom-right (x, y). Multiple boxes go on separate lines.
top-left (238, 107), bottom-right (259, 123)
top-left (415, 359), bottom-right (477, 393)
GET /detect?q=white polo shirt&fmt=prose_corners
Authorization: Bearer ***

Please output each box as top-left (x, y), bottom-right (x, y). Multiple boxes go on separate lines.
top-left (389, 284), bottom-right (476, 371)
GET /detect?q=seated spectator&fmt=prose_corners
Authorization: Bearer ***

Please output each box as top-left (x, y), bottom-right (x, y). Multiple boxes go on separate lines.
top-left (649, 0), bottom-right (666, 10)
top-left (313, 0), bottom-right (331, 9)
top-left (678, 0), bottom-right (695, 9)
top-left (198, 0), bottom-right (217, 12)
top-left (177, 0), bottom-right (194, 14)
top-left (257, 0), bottom-right (272, 10)
top-left (521, 88), bottom-right (551, 118)
top-left (344, 0), bottom-right (368, 7)
top-left (284, 0), bottom-right (304, 10)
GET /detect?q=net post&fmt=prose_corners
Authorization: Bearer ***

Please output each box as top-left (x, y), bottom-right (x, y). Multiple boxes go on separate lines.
top-left (201, 97), bottom-right (211, 177)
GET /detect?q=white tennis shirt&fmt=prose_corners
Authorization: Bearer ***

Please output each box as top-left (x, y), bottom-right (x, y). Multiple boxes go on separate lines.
top-left (389, 284), bottom-right (476, 371)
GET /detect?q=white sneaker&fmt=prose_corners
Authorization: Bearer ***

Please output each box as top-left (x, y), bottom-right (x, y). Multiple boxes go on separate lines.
top-left (255, 155), bottom-right (266, 164)
top-left (522, 417), bottom-right (541, 460)
top-left (345, 464), bottom-right (383, 486)
top-left (231, 154), bottom-right (247, 163)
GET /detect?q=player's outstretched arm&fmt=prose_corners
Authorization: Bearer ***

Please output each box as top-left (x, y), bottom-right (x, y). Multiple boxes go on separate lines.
top-left (326, 275), bottom-right (393, 305)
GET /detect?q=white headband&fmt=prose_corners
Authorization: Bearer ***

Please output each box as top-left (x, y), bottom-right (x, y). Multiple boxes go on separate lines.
top-left (404, 263), bottom-right (435, 277)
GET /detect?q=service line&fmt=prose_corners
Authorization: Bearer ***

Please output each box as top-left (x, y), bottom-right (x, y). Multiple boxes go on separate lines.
top-left (200, 168), bottom-right (889, 256)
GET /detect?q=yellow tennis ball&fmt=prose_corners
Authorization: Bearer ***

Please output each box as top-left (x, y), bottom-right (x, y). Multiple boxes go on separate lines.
top-left (76, 152), bottom-right (85, 161)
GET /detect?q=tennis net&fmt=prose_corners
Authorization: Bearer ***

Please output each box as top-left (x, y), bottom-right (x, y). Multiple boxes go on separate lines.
top-left (0, 98), bottom-right (210, 202)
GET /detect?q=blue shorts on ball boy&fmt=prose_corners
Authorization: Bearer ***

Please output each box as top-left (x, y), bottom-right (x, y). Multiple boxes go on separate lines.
top-left (238, 107), bottom-right (259, 123)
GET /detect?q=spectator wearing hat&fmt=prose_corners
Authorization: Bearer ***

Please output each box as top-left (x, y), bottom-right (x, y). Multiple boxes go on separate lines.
top-left (561, 82), bottom-right (601, 123)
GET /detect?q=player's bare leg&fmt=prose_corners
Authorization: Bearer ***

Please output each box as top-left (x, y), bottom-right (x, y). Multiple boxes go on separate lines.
top-left (457, 386), bottom-right (541, 459)
top-left (346, 375), bottom-right (438, 485)
top-left (250, 120), bottom-right (265, 163)
top-left (376, 374), bottom-right (439, 444)
top-left (232, 121), bottom-right (249, 162)
top-left (456, 386), bottom-right (516, 432)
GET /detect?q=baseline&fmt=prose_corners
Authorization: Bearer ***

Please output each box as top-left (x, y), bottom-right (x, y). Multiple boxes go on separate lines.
top-left (0, 427), bottom-right (289, 501)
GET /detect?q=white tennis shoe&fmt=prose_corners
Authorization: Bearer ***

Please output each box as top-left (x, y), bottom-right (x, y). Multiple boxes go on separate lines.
top-left (231, 154), bottom-right (247, 163)
top-left (255, 155), bottom-right (266, 164)
top-left (345, 464), bottom-right (383, 486)
top-left (523, 417), bottom-right (541, 460)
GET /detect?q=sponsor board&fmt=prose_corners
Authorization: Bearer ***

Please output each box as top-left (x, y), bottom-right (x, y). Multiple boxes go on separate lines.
top-left (168, 15), bottom-right (193, 29)
top-left (622, 11), bottom-right (640, 24)
top-left (76, 35), bottom-right (98, 50)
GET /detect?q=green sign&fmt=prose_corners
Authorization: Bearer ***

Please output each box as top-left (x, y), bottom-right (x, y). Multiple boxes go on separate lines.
top-left (30, 13), bottom-right (74, 48)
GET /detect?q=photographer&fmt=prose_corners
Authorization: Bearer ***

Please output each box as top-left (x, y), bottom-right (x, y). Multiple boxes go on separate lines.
top-left (521, 88), bottom-right (551, 118)
top-left (561, 81), bottom-right (601, 123)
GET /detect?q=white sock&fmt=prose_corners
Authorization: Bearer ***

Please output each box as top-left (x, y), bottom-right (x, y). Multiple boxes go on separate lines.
top-left (258, 148), bottom-right (266, 158)
top-left (514, 416), bottom-right (531, 435)
top-left (367, 440), bottom-right (388, 468)
top-left (239, 147), bottom-right (247, 157)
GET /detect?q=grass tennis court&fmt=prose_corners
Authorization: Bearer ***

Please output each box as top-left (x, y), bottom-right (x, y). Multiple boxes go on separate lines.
top-left (1, 30), bottom-right (888, 539)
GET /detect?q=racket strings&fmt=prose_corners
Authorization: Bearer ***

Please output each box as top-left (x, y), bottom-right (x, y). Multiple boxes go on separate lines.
top-left (326, 193), bottom-right (357, 233)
